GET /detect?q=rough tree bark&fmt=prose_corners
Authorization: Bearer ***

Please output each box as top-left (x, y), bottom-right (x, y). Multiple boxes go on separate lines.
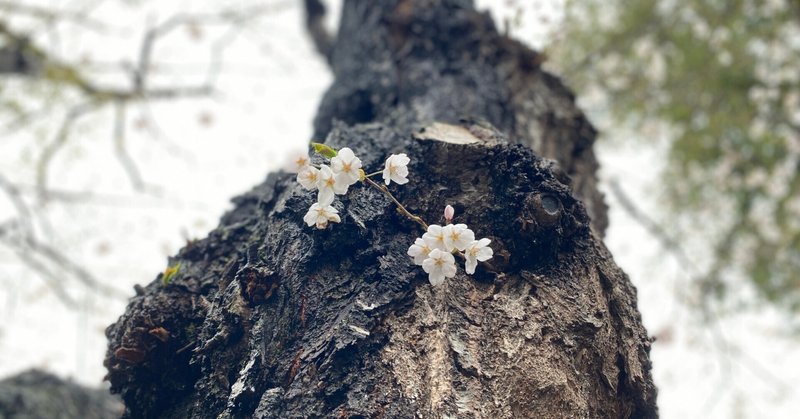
top-left (105, 1), bottom-right (657, 418)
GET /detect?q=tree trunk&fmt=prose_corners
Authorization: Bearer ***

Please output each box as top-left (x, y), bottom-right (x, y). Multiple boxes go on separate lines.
top-left (104, 1), bottom-right (657, 418)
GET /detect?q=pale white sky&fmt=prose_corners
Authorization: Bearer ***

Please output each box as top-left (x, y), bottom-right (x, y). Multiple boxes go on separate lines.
top-left (0, 1), bottom-right (797, 418)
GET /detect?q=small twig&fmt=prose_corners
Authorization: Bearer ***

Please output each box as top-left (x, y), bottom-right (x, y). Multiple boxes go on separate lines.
top-left (1, 172), bottom-right (127, 303)
top-left (364, 177), bottom-right (428, 230)
top-left (6, 183), bottom-right (206, 209)
top-left (608, 178), bottom-right (697, 273)
top-left (24, 235), bottom-right (127, 299)
top-left (176, 340), bottom-right (196, 355)
top-left (6, 242), bottom-right (80, 309)
top-left (0, 0), bottom-right (109, 33)
top-left (0, 173), bottom-right (34, 235)
top-left (36, 102), bottom-right (96, 203)
top-left (113, 100), bottom-right (145, 191)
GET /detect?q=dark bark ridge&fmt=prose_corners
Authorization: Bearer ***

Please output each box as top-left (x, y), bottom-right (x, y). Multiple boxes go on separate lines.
top-left (105, 1), bottom-right (656, 418)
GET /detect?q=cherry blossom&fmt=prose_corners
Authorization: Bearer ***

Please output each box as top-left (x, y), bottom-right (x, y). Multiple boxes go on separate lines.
top-left (407, 238), bottom-right (432, 265)
top-left (383, 153), bottom-right (410, 185)
top-left (443, 224), bottom-right (474, 252)
top-left (284, 149), bottom-right (310, 173)
top-left (316, 164), bottom-right (349, 206)
top-left (422, 224), bottom-right (447, 251)
top-left (464, 238), bottom-right (493, 274)
top-left (303, 203), bottom-right (341, 229)
top-left (297, 166), bottom-right (320, 190)
top-left (421, 248), bottom-right (457, 286)
top-left (298, 143), bottom-right (496, 281)
top-left (331, 147), bottom-right (362, 186)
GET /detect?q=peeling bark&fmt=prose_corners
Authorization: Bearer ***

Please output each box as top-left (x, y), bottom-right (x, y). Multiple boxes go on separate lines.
top-left (105, 1), bottom-right (657, 418)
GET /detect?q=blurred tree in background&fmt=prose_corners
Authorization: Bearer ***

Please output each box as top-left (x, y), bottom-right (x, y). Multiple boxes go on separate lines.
top-left (551, 0), bottom-right (800, 314)
top-left (0, 0), bottom-right (295, 307)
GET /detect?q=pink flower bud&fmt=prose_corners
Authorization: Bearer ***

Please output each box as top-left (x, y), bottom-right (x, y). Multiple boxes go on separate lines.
top-left (444, 205), bottom-right (455, 223)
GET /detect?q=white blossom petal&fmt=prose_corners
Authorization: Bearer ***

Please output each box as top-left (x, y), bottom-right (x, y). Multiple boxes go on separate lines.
top-left (464, 238), bottom-right (493, 274)
top-left (317, 164), bottom-right (349, 205)
top-left (284, 149), bottom-right (310, 173)
top-left (443, 224), bottom-right (475, 252)
top-left (465, 258), bottom-right (478, 275)
top-left (422, 224), bottom-right (448, 251)
top-left (333, 173), bottom-right (351, 194)
top-left (331, 147), bottom-right (362, 185)
top-left (421, 248), bottom-right (456, 286)
top-left (427, 270), bottom-right (446, 286)
top-left (383, 153), bottom-right (410, 185)
top-left (303, 203), bottom-right (341, 229)
top-left (407, 238), bottom-right (432, 265)
top-left (297, 166), bottom-right (320, 190)
top-left (317, 188), bottom-right (334, 207)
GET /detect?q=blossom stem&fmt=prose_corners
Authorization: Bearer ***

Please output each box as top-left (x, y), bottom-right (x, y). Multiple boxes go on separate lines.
top-left (363, 170), bottom-right (383, 178)
top-left (364, 178), bottom-right (428, 230)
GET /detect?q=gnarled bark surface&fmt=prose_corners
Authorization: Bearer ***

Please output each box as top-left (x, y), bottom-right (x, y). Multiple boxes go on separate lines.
top-left (105, 1), bottom-right (657, 418)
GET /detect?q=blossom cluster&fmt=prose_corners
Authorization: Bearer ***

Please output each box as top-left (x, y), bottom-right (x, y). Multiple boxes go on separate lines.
top-left (407, 207), bottom-right (493, 286)
top-left (285, 145), bottom-right (410, 229)
top-left (285, 145), bottom-right (494, 287)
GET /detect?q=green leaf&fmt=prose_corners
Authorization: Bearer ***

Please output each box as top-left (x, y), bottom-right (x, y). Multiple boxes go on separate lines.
top-left (311, 142), bottom-right (337, 158)
top-left (162, 262), bottom-right (181, 285)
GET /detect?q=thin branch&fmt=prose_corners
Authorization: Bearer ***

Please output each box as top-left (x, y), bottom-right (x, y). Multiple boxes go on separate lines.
top-left (1, 100), bottom-right (58, 136)
top-left (0, 172), bottom-right (34, 235)
top-left (22, 235), bottom-right (127, 300)
top-left (138, 102), bottom-right (196, 162)
top-left (9, 183), bottom-right (208, 209)
top-left (1, 172), bottom-right (128, 302)
top-left (3, 240), bottom-right (80, 309)
top-left (36, 102), bottom-right (96, 202)
top-left (113, 100), bottom-right (145, 191)
top-left (364, 177), bottom-right (428, 230)
top-left (133, 2), bottom-right (294, 93)
top-left (0, 0), bottom-right (109, 33)
top-left (608, 178), bottom-right (697, 273)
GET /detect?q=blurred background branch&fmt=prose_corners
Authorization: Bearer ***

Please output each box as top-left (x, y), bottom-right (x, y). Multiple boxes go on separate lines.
top-left (0, 1), bottom-right (295, 305)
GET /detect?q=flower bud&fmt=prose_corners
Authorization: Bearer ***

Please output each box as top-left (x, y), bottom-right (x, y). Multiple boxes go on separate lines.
top-left (444, 205), bottom-right (455, 224)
